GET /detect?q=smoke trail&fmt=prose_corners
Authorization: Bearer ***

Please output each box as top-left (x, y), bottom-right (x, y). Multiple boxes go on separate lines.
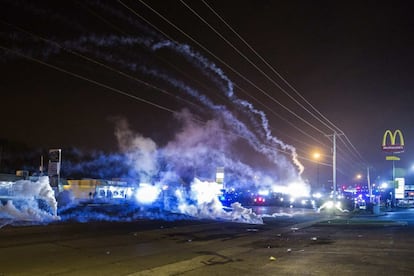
top-left (78, 36), bottom-right (305, 179)
top-left (151, 40), bottom-right (304, 174)
top-left (0, 1), bottom-right (312, 224)
top-left (1, 27), bottom-right (303, 178)
top-left (1, 26), bottom-right (303, 177)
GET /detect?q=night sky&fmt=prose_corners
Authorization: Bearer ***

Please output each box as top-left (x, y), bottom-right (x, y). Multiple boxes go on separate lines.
top-left (1, 0), bottom-right (414, 187)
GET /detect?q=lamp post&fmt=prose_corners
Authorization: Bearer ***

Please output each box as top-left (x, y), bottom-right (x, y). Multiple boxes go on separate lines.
top-left (313, 152), bottom-right (321, 190)
top-left (356, 169), bottom-right (372, 203)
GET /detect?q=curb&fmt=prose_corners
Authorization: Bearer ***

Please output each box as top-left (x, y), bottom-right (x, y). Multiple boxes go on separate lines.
top-left (314, 219), bottom-right (408, 227)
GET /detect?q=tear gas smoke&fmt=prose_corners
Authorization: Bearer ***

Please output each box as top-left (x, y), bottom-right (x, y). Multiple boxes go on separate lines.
top-left (114, 118), bottom-right (159, 182)
top-left (0, 177), bottom-right (59, 223)
top-left (135, 183), bottom-right (161, 205)
top-left (184, 179), bottom-right (262, 224)
top-left (1, 1), bottom-right (313, 224)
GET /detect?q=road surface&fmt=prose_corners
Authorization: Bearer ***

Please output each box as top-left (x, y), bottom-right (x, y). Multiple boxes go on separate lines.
top-left (1, 207), bottom-right (414, 275)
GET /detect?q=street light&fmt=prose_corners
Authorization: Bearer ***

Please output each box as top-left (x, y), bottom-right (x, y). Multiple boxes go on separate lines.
top-left (312, 152), bottom-right (321, 190)
top-left (313, 152), bottom-right (321, 160)
top-left (355, 170), bottom-right (373, 203)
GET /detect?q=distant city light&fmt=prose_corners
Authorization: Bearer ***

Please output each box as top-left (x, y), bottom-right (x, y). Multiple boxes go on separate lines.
top-left (258, 190), bottom-right (269, 196)
top-left (312, 192), bottom-right (322, 199)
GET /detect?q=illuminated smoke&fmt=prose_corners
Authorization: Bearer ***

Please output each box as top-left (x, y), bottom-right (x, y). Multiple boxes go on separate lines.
top-left (151, 40), bottom-right (304, 174)
top-left (2, 29), bottom-right (304, 179)
top-left (0, 177), bottom-right (59, 222)
top-left (0, 1), bottom-right (312, 223)
top-left (175, 178), bottom-right (263, 224)
top-left (60, 148), bottom-right (136, 179)
top-left (135, 183), bottom-right (161, 205)
top-left (114, 118), bottom-right (158, 182)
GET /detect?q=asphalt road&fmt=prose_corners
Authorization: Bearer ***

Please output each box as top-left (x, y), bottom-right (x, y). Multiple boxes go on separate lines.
top-left (1, 208), bottom-right (414, 275)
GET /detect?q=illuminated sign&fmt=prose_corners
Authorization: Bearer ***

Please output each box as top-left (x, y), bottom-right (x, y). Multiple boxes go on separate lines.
top-left (216, 167), bottom-right (224, 190)
top-left (386, 156), bottom-right (400, 161)
top-left (382, 129), bottom-right (404, 152)
top-left (395, 178), bottom-right (405, 199)
top-left (48, 149), bottom-right (61, 176)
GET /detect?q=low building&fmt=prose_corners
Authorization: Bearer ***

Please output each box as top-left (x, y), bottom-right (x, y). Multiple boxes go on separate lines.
top-left (62, 179), bottom-right (136, 201)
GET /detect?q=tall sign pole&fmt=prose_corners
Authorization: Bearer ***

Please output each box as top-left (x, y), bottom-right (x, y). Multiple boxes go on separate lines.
top-left (48, 149), bottom-right (62, 193)
top-left (382, 129), bottom-right (404, 207)
top-left (333, 132), bottom-right (337, 197)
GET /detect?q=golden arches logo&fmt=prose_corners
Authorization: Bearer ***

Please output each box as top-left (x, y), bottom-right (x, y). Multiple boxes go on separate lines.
top-left (382, 129), bottom-right (404, 152)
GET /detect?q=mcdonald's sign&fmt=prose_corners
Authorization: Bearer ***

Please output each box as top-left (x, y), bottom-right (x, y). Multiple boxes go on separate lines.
top-left (382, 129), bottom-right (404, 152)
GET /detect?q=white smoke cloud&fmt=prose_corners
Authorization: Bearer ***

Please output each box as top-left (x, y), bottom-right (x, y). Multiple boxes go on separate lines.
top-left (114, 117), bottom-right (158, 181)
top-left (150, 39), bottom-right (304, 175)
top-left (163, 110), bottom-right (230, 170)
top-left (0, 177), bottom-right (59, 222)
top-left (176, 178), bottom-right (262, 224)
top-left (1, 0), bottom-right (312, 223)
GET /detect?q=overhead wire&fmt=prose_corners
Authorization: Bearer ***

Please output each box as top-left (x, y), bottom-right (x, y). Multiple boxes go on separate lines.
top-left (199, 0), bottom-right (368, 167)
top-left (124, 0), bottom-right (348, 168)
top-left (3, 2), bottom-right (358, 176)
top-left (134, 0), bottom-right (332, 137)
top-left (83, 1), bottom-right (326, 152)
top-left (130, 0), bottom-right (362, 171)
top-left (0, 28), bottom-right (300, 159)
top-left (180, 0), bottom-right (339, 134)
top-left (121, 0), bottom-right (338, 171)
top-left (0, 44), bottom-right (295, 155)
top-left (0, 20), bottom-right (204, 113)
top-left (193, 0), bottom-right (368, 168)
top-left (0, 45), bottom-right (177, 114)
top-left (117, 0), bottom-right (331, 152)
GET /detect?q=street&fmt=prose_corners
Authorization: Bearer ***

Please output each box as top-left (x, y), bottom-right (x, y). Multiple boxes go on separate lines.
top-left (0, 207), bottom-right (414, 275)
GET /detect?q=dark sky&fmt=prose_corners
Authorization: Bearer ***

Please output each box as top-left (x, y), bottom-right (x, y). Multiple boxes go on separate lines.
top-left (1, 0), bottom-right (414, 186)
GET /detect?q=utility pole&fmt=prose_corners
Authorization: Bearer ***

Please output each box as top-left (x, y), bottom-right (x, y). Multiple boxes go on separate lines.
top-left (0, 144), bottom-right (2, 172)
top-left (367, 166), bottom-right (372, 203)
top-left (333, 132), bottom-right (337, 197)
top-left (40, 155), bottom-right (44, 175)
top-left (326, 132), bottom-right (343, 199)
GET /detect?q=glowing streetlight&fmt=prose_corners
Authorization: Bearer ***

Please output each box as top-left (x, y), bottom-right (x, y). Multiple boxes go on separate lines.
top-left (355, 171), bottom-right (373, 203)
top-left (312, 151), bottom-right (322, 189)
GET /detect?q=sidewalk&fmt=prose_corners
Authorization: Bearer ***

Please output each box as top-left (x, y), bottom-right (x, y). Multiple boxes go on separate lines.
top-left (314, 208), bottom-right (408, 227)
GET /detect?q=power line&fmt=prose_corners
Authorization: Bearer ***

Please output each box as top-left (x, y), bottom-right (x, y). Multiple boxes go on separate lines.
top-left (0, 20), bottom-right (204, 112)
top-left (111, 2), bottom-right (330, 154)
top-left (0, 45), bottom-right (177, 114)
top-left (181, 0), bottom-right (338, 134)
top-left (196, 0), bottom-right (367, 166)
top-left (0, 42), bottom-right (298, 160)
top-left (135, 0), bottom-right (331, 137)
top-left (2, 2), bottom-right (364, 177)
top-left (125, 0), bottom-right (366, 173)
